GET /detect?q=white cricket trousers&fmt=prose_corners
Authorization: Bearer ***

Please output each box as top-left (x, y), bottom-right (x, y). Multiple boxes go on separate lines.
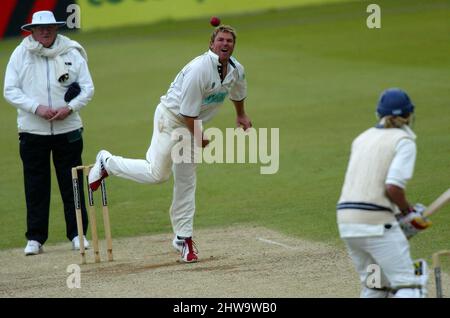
top-left (104, 104), bottom-right (196, 238)
top-left (342, 223), bottom-right (426, 298)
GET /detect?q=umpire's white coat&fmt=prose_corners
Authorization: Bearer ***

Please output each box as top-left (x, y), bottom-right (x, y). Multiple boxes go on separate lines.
top-left (3, 36), bottom-right (94, 135)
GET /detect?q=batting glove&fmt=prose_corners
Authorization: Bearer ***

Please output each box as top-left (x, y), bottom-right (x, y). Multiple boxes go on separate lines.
top-left (398, 203), bottom-right (432, 239)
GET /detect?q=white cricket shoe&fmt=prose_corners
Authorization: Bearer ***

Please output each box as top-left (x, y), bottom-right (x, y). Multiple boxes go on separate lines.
top-left (72, 235), bottom-right (90, 250)
top-left (24, 240), bottom-right (43, 256)
top-left (88, 150), bottom-right (111, 191)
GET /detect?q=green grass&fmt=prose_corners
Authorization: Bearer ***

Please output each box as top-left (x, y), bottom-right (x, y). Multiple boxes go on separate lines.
top-left (0, 0), bottom-right (449, 266)
top-left (77, 0), bottom-right (352, 30)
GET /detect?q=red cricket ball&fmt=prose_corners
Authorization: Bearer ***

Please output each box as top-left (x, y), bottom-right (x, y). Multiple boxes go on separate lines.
top-left (210, 16), bottom-right (221, 27)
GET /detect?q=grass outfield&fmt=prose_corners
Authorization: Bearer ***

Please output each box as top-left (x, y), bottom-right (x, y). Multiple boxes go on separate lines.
top-left (0, 0), bottom-right (449, 265)
top-left (77, 0), bottom-right (353, 30)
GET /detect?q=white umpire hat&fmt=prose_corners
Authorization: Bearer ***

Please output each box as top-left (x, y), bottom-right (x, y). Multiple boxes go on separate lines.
top-left (21, 11), bottom-right (66, 31)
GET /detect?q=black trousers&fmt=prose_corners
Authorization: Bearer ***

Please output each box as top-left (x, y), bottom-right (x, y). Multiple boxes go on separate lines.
top-left (19, 129), bottom-right (88, 245)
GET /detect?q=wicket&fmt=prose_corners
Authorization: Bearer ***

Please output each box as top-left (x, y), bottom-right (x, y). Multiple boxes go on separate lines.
top-left (432, 250), bottom-right (450, 298)
top-left (71, 165), bottom-right (113, 264)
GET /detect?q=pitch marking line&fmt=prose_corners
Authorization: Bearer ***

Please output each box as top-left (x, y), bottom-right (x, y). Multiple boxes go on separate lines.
top-left (257, 237), bottom-right (297, 250)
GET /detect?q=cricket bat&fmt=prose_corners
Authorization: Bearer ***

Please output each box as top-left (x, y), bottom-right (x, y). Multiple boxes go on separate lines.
top-left (424, 189), bottom-right (450, 217)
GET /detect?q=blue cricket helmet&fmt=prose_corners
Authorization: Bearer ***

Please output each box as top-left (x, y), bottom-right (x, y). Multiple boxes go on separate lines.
top-left (376, 88), bottom-right (414, 117)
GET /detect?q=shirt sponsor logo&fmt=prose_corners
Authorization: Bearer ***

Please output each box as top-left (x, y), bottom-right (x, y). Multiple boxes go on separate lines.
top-left (203, 92), bottom-right (227, 105)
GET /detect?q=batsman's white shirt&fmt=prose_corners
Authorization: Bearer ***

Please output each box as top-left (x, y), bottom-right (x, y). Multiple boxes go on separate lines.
top-left (338, 125), bottom-right (416, 238)
top-left (337, 125), bottom-right (424, 297)
top-left (160, 50), bottom-right (246, 123)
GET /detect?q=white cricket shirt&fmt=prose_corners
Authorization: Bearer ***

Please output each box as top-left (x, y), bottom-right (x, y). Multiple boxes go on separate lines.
top-left (160, 50), bottom-right (247, 123)
top-left (339, 125), bottom-right (417, 238)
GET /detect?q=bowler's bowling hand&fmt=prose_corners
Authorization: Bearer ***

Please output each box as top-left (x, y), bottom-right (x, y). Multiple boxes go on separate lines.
top-left (237, 114), bottom-right (252, 131)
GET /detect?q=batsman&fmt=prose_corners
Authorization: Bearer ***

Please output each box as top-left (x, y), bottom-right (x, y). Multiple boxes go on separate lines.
top-left (337, 88), bottom-right (431, 297)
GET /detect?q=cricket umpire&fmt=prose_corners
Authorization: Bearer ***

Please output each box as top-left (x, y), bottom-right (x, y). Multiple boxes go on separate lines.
top-left (3, 11), bottom-right (94, 255)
